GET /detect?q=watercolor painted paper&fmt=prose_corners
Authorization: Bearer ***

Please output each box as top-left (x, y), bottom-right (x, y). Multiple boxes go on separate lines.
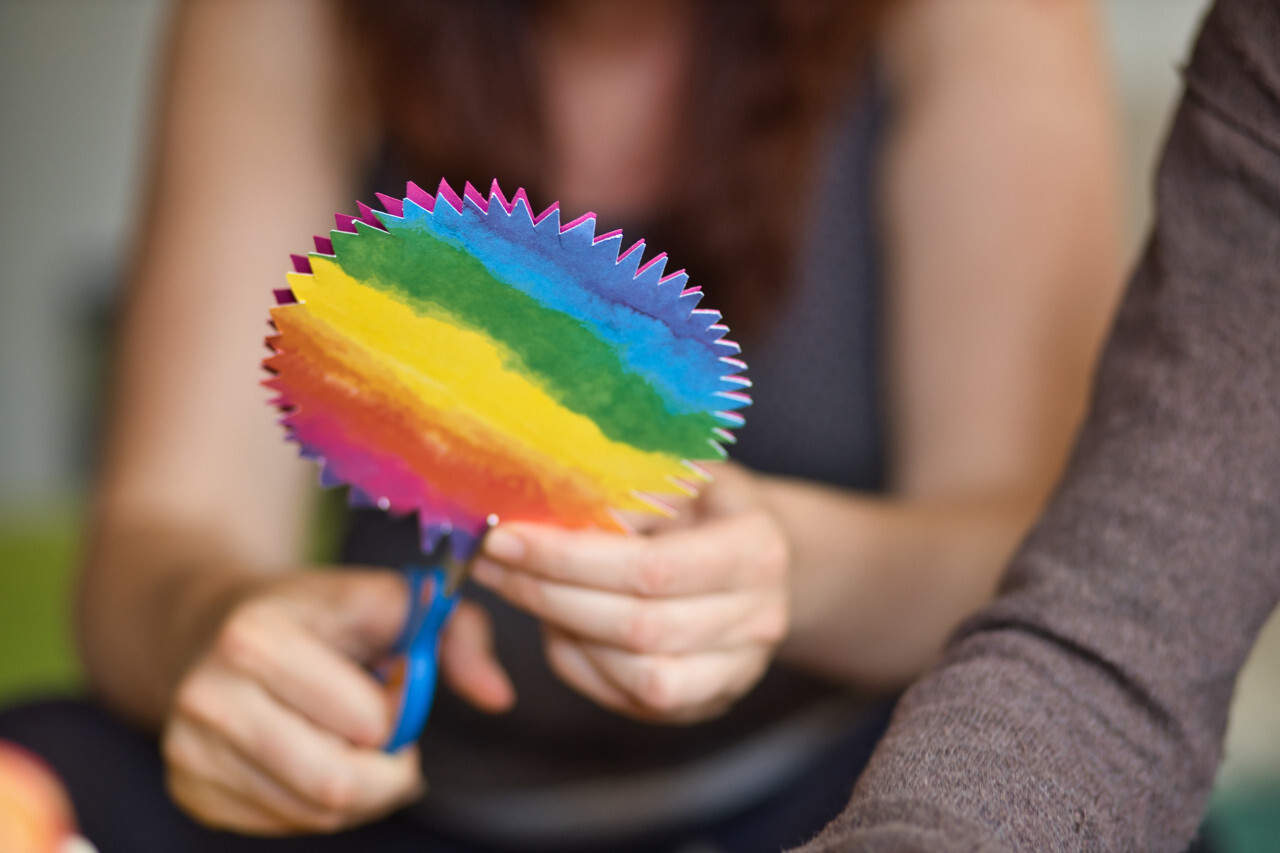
top-left (264, 179), bottom-right (750, 557)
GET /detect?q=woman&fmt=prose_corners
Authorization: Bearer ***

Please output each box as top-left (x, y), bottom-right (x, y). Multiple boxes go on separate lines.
top-left (19, 0), bottom-right (1123, 849)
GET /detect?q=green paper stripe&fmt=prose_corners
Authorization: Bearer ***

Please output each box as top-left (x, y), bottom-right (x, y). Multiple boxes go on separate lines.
top-left (329, 226), bottom-right (720, 460)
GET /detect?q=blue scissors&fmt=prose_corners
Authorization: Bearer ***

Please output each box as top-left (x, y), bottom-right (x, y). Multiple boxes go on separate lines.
top-left (381, 518), bottom-right (494, 752)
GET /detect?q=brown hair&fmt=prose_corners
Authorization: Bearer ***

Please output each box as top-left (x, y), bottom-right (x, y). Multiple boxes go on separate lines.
top-left (341, 0), bottom-right (888, 340)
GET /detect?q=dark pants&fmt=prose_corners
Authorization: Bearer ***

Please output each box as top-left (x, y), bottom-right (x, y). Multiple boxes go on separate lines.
top-left (0, 697), bottom-right (895, 853)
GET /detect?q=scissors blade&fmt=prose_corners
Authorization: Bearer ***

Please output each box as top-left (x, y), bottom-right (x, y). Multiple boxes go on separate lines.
top-left (442, 548), bottom-right (469, 598)
top-left (439, 515), bottom-right (498, 597)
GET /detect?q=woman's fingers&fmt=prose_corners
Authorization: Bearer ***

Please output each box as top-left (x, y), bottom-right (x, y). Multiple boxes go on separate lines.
top-left (164, 716), bottom-right (351, 833)
top-left (482, 510), bottom-right (788, 598)
top-left (159, 572), bottom-right (429, 835)
top-left (172, 661), bottom-right (421, 819)
top-left (542, 628), bottom-right (646, 717)
top-left (474, 474), bottom-right (792, 722)
top-left (578, 641), bottom-right (769, 717)
top-left (210, 602), bottom-right (395, 747)
top-left (167, 772), bottom-right (304, 836)
top-left (474, 468), bottom-right (791, 722)
top-left (439, 600), bottom-right (516, 713)
top-left (543, 629), bottom-right (764, 724)
top-left (473, 562), bottom-right (786, 654)
top-left (301, 570), bottom-right (411, 661)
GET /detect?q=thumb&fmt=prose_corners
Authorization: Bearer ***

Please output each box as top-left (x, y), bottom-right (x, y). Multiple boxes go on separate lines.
top-left (296, 570), bottom-right (410, 662)
top-left (440, 601), bottom-right (516, 713)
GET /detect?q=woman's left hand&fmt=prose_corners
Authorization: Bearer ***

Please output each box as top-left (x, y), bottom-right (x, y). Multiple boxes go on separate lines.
top-left (471, 464), bottom-right (791, 723)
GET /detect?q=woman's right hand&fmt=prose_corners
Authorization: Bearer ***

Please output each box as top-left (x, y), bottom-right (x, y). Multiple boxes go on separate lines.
top-left (161, 570), bottom-right (513, 835)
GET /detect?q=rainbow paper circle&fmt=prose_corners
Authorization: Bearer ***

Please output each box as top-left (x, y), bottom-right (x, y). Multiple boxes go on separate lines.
top-left (264, 179), bottom-right (750, 555)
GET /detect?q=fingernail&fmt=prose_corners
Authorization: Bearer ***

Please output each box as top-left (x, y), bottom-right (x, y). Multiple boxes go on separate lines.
top-left (471, 558), bottom-right (503, 587)
top-left (62, 838), bottom-right (100, 853)
top-left (483, 528), bottom-right (527, 563)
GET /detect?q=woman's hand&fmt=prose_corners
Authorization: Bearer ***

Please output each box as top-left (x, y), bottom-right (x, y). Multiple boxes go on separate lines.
top-left (161, 570), bottom-right (513, 835)
top-left (472, 464), bottom-right (791, 724)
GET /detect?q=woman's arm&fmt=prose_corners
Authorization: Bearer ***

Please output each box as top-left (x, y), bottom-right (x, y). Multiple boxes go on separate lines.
top-left (475, 0), bottom-right (1125, 710)
top-left (777, 0), bottom-right (1125, 687)
top-left (74, 0), bottom-right (468, 833)
top-left (80, 0), bottom-right (369, 729)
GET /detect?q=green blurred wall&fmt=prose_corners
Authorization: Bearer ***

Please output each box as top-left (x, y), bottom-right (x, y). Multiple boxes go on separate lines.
top-left (0, 508), bottom-right (83, 703)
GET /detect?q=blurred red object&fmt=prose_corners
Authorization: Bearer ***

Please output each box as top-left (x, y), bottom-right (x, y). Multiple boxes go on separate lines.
top-left (0, 739), bottom-right (95, 853)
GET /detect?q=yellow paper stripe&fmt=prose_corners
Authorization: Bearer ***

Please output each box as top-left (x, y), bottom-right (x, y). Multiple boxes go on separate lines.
top-left (288, 259), bottom-right (690, 508)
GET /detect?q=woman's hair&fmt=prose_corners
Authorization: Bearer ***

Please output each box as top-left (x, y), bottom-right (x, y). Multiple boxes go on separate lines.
top-left (341, 0), bottom-right (888, 339)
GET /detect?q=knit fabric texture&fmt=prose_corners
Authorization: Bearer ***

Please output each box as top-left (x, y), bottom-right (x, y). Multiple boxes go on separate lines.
top-left (798, 0), bottom-right (1280, 849)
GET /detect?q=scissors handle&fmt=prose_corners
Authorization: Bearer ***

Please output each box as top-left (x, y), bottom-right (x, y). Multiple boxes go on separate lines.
top-left (382, 565), bottom-right (459, 752)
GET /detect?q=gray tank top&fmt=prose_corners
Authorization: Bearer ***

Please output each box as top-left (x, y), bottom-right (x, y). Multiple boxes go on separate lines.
top-left (342, 79), bottom-right (887, 846)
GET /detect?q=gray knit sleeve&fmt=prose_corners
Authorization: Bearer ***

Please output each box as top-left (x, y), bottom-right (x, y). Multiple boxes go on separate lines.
top-left (798, 0), bottom-right (1280, 849)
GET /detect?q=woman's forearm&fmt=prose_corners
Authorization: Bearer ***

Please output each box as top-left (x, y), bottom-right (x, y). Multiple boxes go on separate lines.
top-left (77, 514), bottom-right (265, 729)
top-left (74, 0), bottom-right (370, 729)
top-left (774, 0), bottom-right (1124, 692)
top-left (767, 476), bottom-right (1043, 689)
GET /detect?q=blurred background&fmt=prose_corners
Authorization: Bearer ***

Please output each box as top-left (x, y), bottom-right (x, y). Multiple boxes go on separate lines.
top-left (0, 0), bottom-right (1276, 848)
